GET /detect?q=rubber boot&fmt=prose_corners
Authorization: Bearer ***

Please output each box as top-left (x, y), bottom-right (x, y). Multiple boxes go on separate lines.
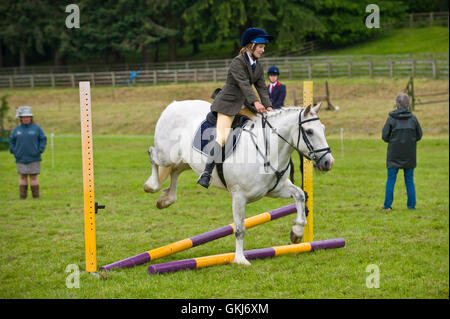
top-left (19, 185), bottom-right (28, 199)
top-left (197, 141), bottom-right (221, 189)
top-left (30, 185), bottom-right (39, 199)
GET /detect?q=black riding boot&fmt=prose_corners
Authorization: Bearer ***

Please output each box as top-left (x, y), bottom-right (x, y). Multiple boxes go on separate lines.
top-left (197, 161), bottom-right (216, 188)
top-left (197, 141), bottom-right (221, 188)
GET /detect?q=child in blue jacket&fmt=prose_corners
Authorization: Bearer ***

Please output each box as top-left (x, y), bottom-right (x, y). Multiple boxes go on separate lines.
top-left (9, 106), bottom-right (47, 199)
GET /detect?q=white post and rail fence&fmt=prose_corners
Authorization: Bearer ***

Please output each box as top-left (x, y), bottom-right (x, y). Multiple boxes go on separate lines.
top-left (0, 54), bottom-right (448, 89)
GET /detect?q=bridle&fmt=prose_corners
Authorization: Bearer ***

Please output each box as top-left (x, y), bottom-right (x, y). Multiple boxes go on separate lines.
top-left (243, 108), bottom-right (331, 193)
top-left (295, 109), bottom-right (332, 163)
top-left (261, 108), bottom-right (331, 165)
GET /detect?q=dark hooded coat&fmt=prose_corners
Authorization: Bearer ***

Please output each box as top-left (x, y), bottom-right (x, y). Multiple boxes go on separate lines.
top-left (382, 108), bottom-right (422, 169)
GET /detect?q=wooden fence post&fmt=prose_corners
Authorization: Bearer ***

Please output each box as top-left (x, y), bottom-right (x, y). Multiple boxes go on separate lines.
top-left (389, 57), bottom-right (394, 78)
top-left (51, 74), bottom-right (55, 88)
top-left (347, 58), bottom-right (352, 77)
top-left (432, 59), bottom-right (437, 78)
top-left (30, 75), bottom-right (34, 89)
top-left (369, 58), bottom-right (373, 77)
top-left (111, 72), bottom-right (115, 87)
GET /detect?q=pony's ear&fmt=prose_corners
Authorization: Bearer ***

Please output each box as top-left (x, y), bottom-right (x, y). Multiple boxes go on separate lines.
top-left (304, 104), bottom-right (312, 116)
top-left (313, 102), bottom-right (322, 114)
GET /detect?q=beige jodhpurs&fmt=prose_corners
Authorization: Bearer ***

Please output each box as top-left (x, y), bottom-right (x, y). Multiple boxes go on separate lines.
top-left (215, 108), bottom-right (256, 146)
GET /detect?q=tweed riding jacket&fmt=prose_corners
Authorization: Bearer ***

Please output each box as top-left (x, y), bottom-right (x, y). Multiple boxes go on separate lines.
top-left (211, 53), bottom-right (271, 116)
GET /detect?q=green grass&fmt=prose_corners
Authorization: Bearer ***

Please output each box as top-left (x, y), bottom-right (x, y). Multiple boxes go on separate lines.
top-left (316, 27), bottom-right (449, 56)
top-left (0, 136), bottom-right (448, 299)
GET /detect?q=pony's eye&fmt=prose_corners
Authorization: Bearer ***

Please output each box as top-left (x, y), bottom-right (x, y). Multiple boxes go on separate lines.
top-left (306, 129), bottom-right (313, 135)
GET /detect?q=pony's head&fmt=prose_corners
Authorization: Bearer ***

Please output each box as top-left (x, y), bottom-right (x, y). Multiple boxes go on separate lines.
top-left (295, 103), bottom-right (334, 171)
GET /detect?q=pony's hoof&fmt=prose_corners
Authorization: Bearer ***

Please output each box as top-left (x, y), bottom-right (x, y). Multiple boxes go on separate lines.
top-left (290, 230), bottom-right (303, 244)
top-left (156, 198), bottom-right (175, 209)
top-left (143, 182), bottom-right (160, 193)
top-left (290, 224), bottom-right (304, 243)
top-left (233, 256), bottom-right (251, 266)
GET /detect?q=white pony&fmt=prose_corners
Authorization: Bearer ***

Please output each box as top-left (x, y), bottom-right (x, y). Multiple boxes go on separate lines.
top-left (144, 100), bottom-right (334, 265)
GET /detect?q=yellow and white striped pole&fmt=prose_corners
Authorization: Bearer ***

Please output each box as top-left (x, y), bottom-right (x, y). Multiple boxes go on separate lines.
top-left (80, 81), bottom-right (97, 273)
top-left (303, 81), bottom-right (314, 242)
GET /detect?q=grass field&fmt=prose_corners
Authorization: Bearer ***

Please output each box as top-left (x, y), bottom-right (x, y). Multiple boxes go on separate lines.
top-left (0, 77), bottom-right (448, 299)
top-left (317, 26), bottom-right (449, 56)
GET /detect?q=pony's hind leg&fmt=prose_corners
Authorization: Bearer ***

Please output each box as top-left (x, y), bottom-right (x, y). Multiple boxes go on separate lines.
top-left (144, 146), bottom-right (171, 193)
top-left (156, 163), bottom-right (189, 209)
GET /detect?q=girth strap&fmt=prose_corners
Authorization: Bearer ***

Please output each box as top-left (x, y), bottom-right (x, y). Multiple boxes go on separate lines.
top-left (215, 162), bottom-right (227, 189)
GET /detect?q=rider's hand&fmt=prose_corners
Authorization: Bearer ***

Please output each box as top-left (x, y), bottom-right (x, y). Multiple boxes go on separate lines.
top-left (267, 106), bottom-right (273, 112)
top-left (254, 101), bottom-right (266, 113)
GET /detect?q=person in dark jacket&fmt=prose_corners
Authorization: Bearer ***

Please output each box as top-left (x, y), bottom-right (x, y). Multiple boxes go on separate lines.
top-left (197, 27), bottom-right (274, 188)
top-left (266, 66), bottom-right (286, 109)
top-left (382, 93), bottom-right (422, 211)
top-left (9, 106), bottom-right (47, 199)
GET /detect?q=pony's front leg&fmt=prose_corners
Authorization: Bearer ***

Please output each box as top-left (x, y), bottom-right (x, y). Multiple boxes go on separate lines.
top-left (268, 178), bottom-right (307, 244)
top-left (231, 191), bottom-right (251, 266)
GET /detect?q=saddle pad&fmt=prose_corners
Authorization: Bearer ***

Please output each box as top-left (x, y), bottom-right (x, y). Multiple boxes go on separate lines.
top-left (192, 118), bottom-right (249, 162)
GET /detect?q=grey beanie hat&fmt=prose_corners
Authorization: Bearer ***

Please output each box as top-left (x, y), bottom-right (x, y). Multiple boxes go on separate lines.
top-left (395, 93), bottom-right (410, 109)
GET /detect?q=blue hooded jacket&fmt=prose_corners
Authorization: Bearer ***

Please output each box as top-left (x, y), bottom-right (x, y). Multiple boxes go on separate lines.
top-left (9, 123), bottom-right (47, 164)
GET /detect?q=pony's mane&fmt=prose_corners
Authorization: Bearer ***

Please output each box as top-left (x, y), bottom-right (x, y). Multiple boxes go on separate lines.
top-left (265, 106), bottom-right (301, 117)
top-left (258, 106), bottom-right (314, 119)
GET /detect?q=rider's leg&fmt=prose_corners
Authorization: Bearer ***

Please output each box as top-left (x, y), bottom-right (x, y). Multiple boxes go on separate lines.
top-left (197, 112), bottom-right (234, 188)
top-left (238, 108), bottom-right (256, 120)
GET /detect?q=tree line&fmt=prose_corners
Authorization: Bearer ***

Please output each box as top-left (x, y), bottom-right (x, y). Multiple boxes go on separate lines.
top-left (0, 0), bottom-right (447, 68)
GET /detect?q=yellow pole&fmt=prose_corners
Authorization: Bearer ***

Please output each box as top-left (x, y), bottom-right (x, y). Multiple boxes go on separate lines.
top-left (302, 81), bottom-right (314, 242)
top-left (80, 81), bottom-right (97, 273)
